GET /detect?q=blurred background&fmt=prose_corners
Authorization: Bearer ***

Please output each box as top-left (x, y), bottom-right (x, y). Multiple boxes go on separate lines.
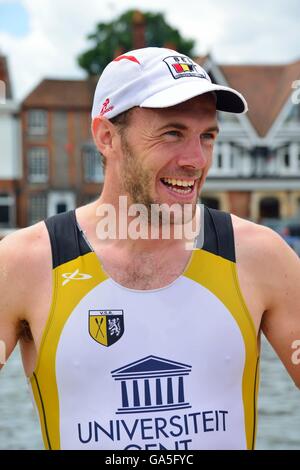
top-left (0, 0), bottom-right (299, 450)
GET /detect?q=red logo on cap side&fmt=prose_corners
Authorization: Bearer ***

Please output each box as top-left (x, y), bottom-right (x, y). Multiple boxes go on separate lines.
top-left (100, 98), bottom-right (114, 116)
top-left (113, 55), bottom-right (140, 65)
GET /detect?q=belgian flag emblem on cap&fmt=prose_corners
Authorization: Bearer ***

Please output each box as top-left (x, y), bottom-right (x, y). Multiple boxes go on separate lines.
top-left (163, 55), bottom-right (209, 81)
top-left (172, 62), bottom-right (196, 73)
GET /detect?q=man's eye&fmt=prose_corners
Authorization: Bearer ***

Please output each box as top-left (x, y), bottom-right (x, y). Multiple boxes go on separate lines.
top-left (165, 130), bottom-right (181, 137)
top-left (201, 133), bottom-right (215, 141)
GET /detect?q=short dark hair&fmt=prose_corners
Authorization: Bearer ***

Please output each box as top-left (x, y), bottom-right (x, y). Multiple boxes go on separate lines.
top-left (100, 109), bottom-right (134, 171)
top-left (110, 109), bottom-right (134, 130)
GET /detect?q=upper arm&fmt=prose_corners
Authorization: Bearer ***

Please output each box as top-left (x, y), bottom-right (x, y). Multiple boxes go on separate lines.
top-left (260, 230), bottom-right (300, 388)
top-left (0, 224), bottom-right (47, 370)
top-left (0, 232), bottom-right (25, 369)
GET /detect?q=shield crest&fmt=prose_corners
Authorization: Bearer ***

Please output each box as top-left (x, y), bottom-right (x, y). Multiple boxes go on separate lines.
top-left (89, 310), bottom-right (124, 347)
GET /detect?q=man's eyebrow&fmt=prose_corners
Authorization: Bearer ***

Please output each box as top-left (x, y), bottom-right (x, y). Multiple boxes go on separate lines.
top-left (157, 122), bottom-right (219, 134)
top-left (157, 122), bottom-right (188, 131)
top-left (205, 125), bottom-right (219, 134)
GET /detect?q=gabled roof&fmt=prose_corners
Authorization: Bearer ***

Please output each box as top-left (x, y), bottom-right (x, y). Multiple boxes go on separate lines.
top-left (22, 77), bottom-right (97, 110)
top-left (219, 60), bottom-right (300, 136)
top-left (0, 54), bottom-right (12, 99)
top-left (194, 54), bottom-right (209, 67)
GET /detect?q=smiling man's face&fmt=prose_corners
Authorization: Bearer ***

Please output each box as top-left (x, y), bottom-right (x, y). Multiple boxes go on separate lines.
top-left (114, 93), bottom-right (218, 218)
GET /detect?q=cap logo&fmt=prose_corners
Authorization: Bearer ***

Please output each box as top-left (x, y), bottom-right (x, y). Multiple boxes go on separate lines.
top-left (163, 55), bottom-right (209, 80)
top-left (100, 98), bottom-right (114, 116)
top-left (113, 55), bottom-right (140, 65)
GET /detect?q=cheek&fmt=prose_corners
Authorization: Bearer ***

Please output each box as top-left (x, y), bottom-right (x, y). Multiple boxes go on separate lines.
top-left (203, 146), bottom-right (214, 164)
top-left (147, 146), bottom-right (177, 173)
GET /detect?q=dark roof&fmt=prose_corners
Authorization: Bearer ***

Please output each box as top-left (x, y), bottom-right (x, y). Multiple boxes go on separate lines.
top-left (22, 77), bottom-right (98, 110)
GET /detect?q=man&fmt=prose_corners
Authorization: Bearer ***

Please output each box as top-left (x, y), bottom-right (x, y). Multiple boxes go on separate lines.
top-left (0, 47), bottom-right (299, 450)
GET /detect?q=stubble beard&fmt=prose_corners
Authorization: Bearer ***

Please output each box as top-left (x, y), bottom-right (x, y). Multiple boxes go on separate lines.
top-left (119, 135), bottom-right (200, 229)
top-left (120, 135), bottom-right (155, 216)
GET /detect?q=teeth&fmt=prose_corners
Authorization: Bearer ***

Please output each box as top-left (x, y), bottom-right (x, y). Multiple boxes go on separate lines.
top-left (162, 178), bottom-right (195, 187)
top-left (171, 187), bottom-right (192, 194)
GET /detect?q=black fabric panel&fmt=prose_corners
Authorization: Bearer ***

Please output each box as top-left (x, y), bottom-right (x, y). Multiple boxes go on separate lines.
top-left (44, 210), bottom-right (91, 269)
top-left (45, 207), bottom-right (235, 268)
top-left (202, 206), bottom-right (236, 263)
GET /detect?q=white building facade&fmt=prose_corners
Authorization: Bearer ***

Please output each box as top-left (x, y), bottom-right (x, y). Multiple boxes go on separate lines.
top-left (0, 54), bottom-right (21, 236)
top-left (199, 56), bottom-right (300, 221)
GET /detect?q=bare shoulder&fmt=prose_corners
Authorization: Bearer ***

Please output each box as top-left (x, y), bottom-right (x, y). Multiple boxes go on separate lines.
top-left (231, 215), bottom-right (300, 388)
top-left (231, 213), bottom-right (299, 260)
top-left (0, 221), bottom-right (52, 320)
top-left (231, 212), bottom-right (279, 244)
top-left (231, 213), bottom-right (300, 307)
top-left (0, 221), bottom-right (52, 366)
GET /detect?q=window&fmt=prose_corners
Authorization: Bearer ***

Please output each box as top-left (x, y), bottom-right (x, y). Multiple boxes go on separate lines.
top-left (83, 146), bottom-right (104, 182)
top-left (286, 104), bottom-right (300, 123)
top-left (209, 143), bottom-right (224, 175)
top-left (0, 193), bottom-right (14, 227)
top-left (284, 152), bottom-right (290, 167)
top-left (0, 81), bottom-right (5, 104)
top-left (230, 148), bottom-right (235, 169)
top-left (27, 110), bottom-right (48, 135)
top-left (0, 205), bottom-right (9, 224)
top-left (56, 203), bottom-right (67, 214)
top-left (201, 197), bottom-right (220, 210)
top-left (28, 147), bottom-right (49, 183)
top-left (217, 111), bottom-right (237, 123)
top-left (217, 153), bottom-right (223, 169)
top-left (29, 194), bottom-right (47, 225)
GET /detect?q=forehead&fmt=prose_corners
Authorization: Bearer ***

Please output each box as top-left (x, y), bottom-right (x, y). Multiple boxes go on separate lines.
top-left (132, 93), bottom-right (217, 128)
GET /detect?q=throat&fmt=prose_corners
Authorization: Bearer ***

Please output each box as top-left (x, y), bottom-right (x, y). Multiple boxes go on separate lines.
top-left (99, 250), bottom-right (193, 290)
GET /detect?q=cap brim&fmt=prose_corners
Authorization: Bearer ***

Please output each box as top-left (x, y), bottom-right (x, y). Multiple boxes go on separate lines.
top-left (140, 81), bottom-right (248, 114)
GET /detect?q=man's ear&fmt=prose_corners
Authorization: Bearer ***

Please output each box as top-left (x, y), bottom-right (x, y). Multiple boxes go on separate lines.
top-left (91, 117), bottom-right (116, 156)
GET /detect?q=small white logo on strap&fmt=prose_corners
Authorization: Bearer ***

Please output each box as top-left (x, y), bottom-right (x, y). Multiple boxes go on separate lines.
top-left (62, 269), bottom-right (92, 286)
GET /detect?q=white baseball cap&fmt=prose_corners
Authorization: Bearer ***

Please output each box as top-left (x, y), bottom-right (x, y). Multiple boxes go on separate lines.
top-left (91, 47), bottom-right (248, 119)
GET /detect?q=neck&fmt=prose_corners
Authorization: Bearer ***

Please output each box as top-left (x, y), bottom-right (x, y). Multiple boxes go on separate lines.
top-left (81, 193), bottom-right (200, 254)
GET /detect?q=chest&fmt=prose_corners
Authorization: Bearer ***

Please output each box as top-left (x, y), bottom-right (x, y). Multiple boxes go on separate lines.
top-left (40, 278), bottom-right (251, 450)
top-left (99, 250), bottom-right (191, 290)
top-left (23, 248), bottom-right (264, 377)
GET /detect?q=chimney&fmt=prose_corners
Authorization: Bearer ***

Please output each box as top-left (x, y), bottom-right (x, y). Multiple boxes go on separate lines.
top-left (113, 46), bottom-right (125, 59)
top-left (132, 10), bottom-right (146, 49)
top-left (0, 54), bottom-right (12, 99)
top-left (163, 42), bottom-right (177, 51)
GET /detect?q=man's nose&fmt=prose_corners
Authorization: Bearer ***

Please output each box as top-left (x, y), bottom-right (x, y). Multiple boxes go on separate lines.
top-left (177, 136), bottom-right (208, 169)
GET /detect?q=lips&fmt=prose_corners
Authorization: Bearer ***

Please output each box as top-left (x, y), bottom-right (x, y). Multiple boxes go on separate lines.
top-left (159, 176), bottom-right (199, 200)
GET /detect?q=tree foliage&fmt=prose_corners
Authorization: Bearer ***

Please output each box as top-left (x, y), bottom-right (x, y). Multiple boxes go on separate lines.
top-left (78, 10), bottom-right (195, 75)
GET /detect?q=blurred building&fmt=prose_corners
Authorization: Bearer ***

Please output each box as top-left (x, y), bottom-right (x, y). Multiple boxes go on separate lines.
top-left (17, 10), bottom-right (148, 229)
top-left (0, 53), bottom-right (21, 237)
top-left (200, 56), bottom-right (300, 221)
top-left (19, 56), bottom-right (300, 227)
top-left (19, 77), bottom-right (103, 227)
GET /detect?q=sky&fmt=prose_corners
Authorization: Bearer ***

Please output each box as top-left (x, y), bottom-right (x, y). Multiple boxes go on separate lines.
top-left (0, 0), bottom-right (300, 101)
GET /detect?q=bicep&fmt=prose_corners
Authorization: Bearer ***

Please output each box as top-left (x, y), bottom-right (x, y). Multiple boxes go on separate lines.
top-left (0, 315), bottom-right (19, 370)
top-left (0, 238), bottom-right (25, 370)
top-left (261, 238), bottom-right (300, 388)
